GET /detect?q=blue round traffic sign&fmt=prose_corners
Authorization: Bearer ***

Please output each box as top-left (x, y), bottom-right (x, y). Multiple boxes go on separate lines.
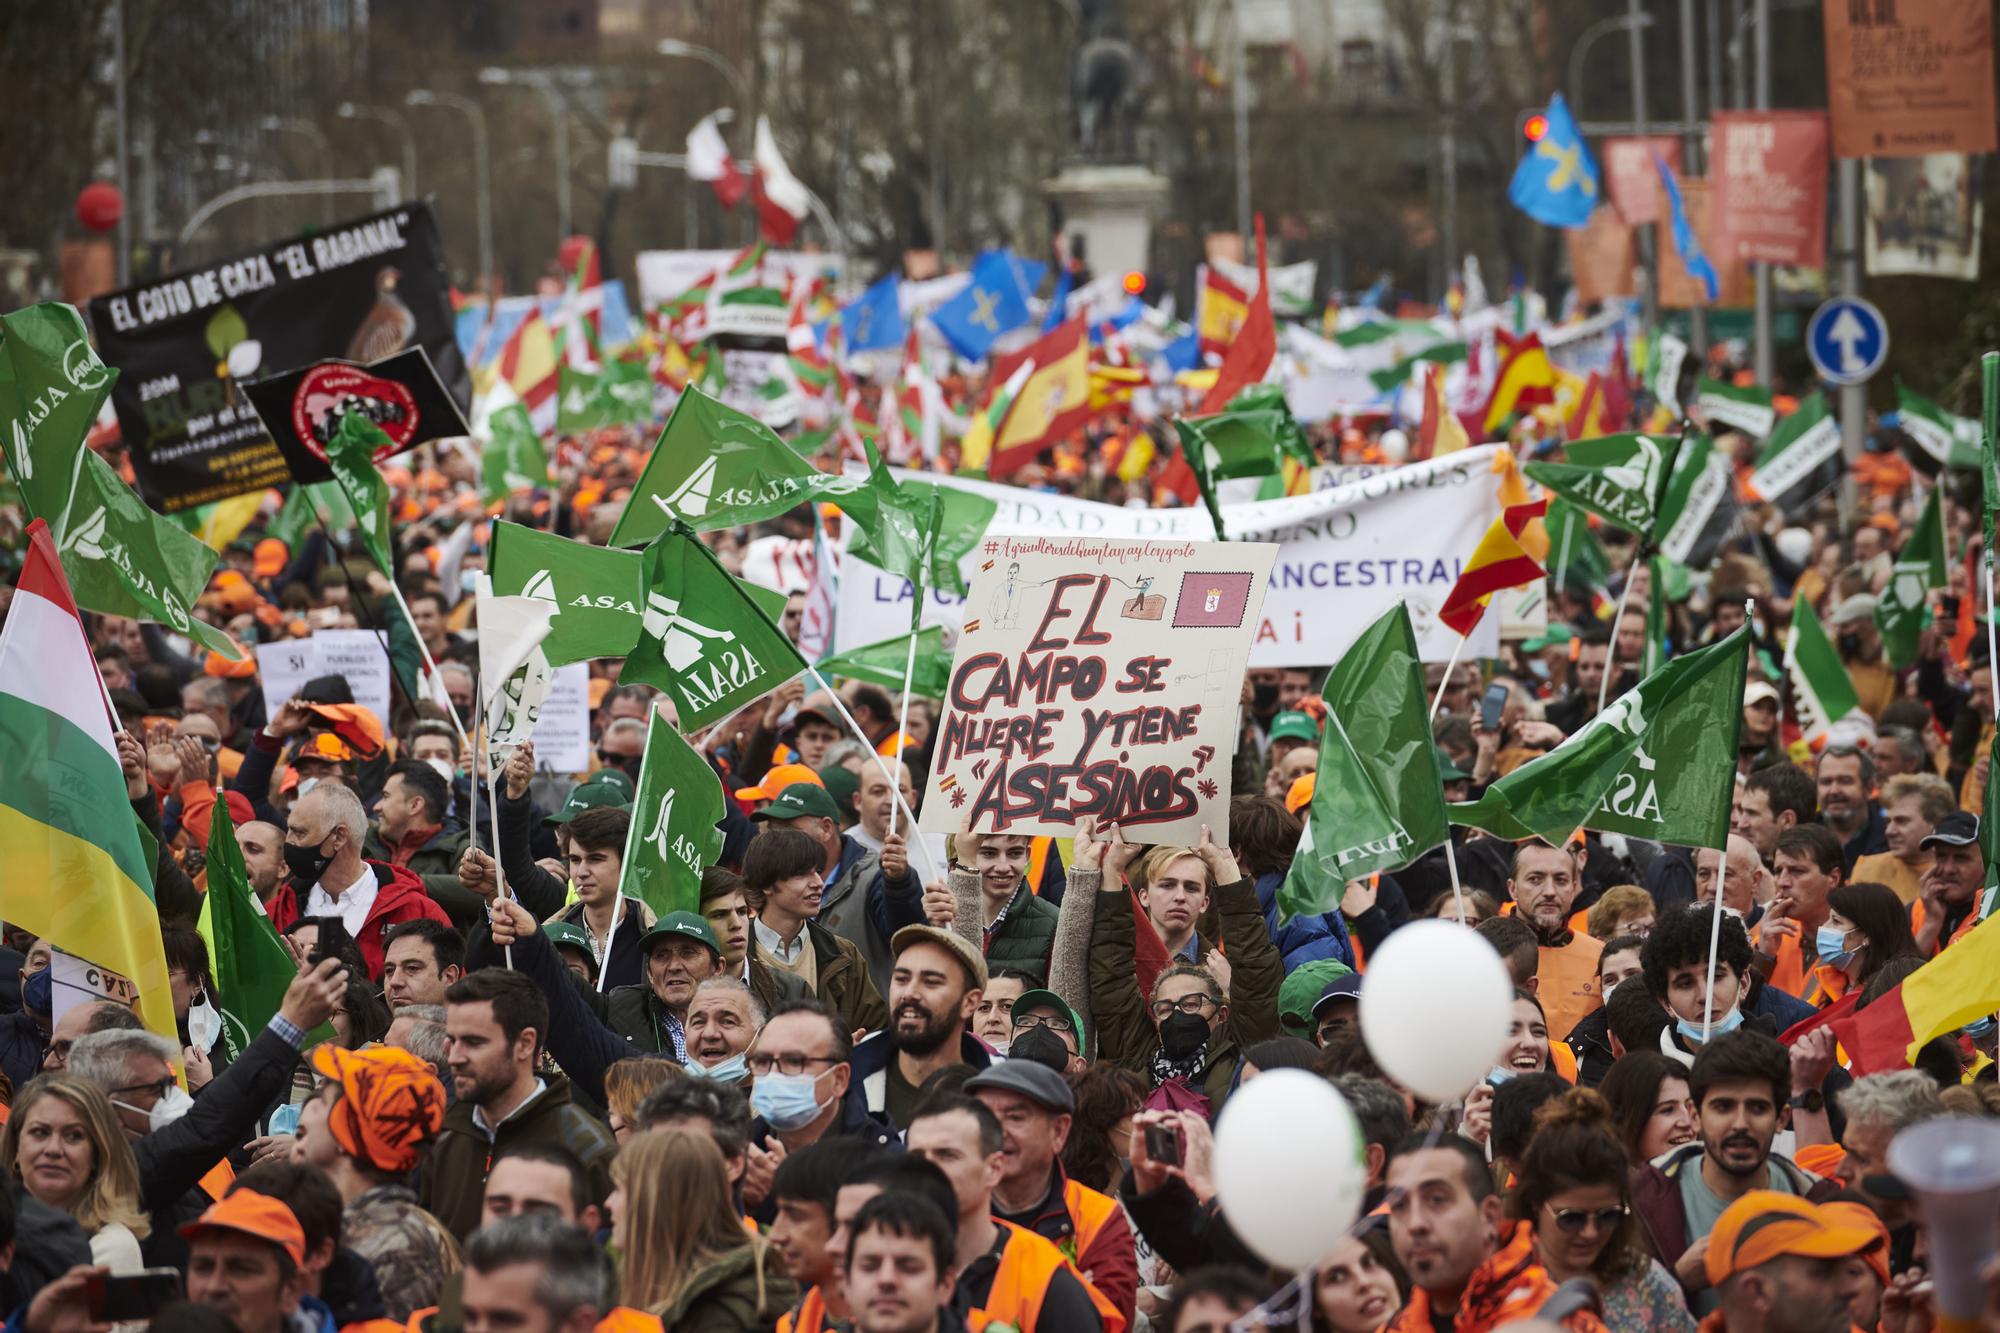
top-left (1806, 297), bottom-right (1889, 387)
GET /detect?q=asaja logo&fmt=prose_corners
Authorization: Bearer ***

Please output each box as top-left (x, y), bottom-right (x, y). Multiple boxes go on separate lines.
top-left (63, 338), bottom-right (112, 393)
top-left (1593, 690), bottom-right (1662, 821)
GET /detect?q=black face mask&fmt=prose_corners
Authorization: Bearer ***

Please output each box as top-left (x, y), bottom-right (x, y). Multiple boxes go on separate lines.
top-left (284, 836), bottom-right (336, 887)
top-left (1159, 1011), bottom-right (1210, 1062)
top-left (1010, 1025), bottom-right (1072, 1073)
top-left (1251, 682), bottom-right (1279, 712)
top-left (1837, 632), bottom-right (1863, 657)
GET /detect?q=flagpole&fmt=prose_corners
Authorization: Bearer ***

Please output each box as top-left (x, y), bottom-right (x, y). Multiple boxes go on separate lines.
top-left (389, 578), bottom-right (474, 757)
top-left (1598, 553), bottom-right (1643, 716)
top-left (808, 666), bottom-right (942, 883)
top-left (888, 629), bottom-right (921, 840)
top-left (475, 663), bottom-right (515, 970)
top-left (1700, 886), bottom-right (1724, 1043)
top-left (1443, 835), bottom-right (1468, 926)
top-left (1428, 635), bottom-right (1468, 724)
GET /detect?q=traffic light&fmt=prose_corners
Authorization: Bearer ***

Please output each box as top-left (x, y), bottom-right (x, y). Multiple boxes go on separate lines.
top-left (1523, 111), bottom-right (1550, 144)
top-left (1122, 270), bottom-right (1146, 296)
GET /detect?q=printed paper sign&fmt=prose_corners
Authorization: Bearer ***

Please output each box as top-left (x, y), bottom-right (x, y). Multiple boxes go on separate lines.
top-left (533, 663), bottom-right (594, 774)
top-left (255, 630), bottom-right (391, 728)
top-left (921, 536), bottom-right (1276, 844)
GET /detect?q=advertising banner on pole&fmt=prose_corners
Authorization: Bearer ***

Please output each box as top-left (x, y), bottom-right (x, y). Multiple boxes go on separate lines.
top-left (1823, 0), bottom-right (1996, 160)
top-left (1713, 111), bottom-right (1831, 267)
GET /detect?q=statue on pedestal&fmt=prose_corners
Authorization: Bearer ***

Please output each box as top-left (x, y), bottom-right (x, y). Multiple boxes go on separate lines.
top-left (1072, 0), bottom-right (1137, 160)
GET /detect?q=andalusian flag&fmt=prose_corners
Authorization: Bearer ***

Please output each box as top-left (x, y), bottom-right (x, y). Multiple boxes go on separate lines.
top-left (817, 626), bottom-right (952, 698)
top-left (1481, 329), bottom-right (1558, 434)
top-left (1, 520), bottom-right (175, 1046)
top-left (1747, 393), bottom-right (1841, 514)
top-left (198, 792), bottom-right (319, 1059)
top-left (1694, 377), bottom-right (1776, 438)
top-left (1438, 497), bottom-right (1548, 636)
top-left (1785, 597), bottom-right (1861, 747)
top-left (1876, 486), bottom-right (1947, 668)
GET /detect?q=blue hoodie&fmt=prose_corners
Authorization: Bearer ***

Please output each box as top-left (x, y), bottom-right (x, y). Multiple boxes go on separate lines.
top-left (1252, 871), bottom-right (1355, 971)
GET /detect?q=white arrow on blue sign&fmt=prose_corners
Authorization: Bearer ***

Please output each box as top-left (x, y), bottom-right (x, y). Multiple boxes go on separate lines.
top-left (1806, 297), bottom-right (1889, 387)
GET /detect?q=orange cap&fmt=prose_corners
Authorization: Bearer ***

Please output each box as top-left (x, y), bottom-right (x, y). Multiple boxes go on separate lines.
top-left (206, 647), bottom-right (258, 679)
top-left (1792, 1142), bottom-right (1847, 1178)
top-left (1703, 1192), bottom-right (1880, 1287)
top-left (304, 702), bottom-right (385, 758)
top-left (1818, 1200), bottom-right (1891, 1288)
top-left (735, 762), bottom-right (827, 803)
top-left (295, 732), bottom-right (358, 764)
top-left (253, 538), bottom-right (288, 578)
top-left (1285, 772), bottom-right (1315, 814)
top-left (309, 1044), bottom-right (447, 1173)
top-left (179, 1189), bottom-right (307, 1268)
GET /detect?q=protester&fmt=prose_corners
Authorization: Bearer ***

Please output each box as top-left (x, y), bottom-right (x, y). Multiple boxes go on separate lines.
top-left (1597, 1052), bottom-right (1697, 1167)
top-left (1698, 1194), bottom-right (1880, 1333)
top-left (842, 1193), bottom-right (963, 1333)
top-left (743, 827), bottom-right (888, 1034)
top-left (380, 920), bottom-right (466, 1012)
top-left (1309, 1230), bottom-right (1407, 1333)
top-left (1505, 842), bottom-right (1603, 1040)
top-left (279, 782), bottom-right (454, 978)
top-left (0, 1074), bottom-right (151, 1270)
top-left (1850, 772), bottom-right (1952, 905)
top-left (850, 927), bottom-right (990, 1129)
top-left (180, 1190), bottom-right (311, 1333)
top-left (457, 1214), bottom-right (618, 1333)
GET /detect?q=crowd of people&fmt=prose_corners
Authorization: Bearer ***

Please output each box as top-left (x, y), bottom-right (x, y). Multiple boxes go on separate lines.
top-left (3, 315), bottom-right (1998, 1333)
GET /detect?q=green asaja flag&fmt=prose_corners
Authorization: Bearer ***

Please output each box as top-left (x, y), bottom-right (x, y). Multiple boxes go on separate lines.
top-left (848, 481), bottom-right (997, 600)
top-left (1897, 381), bottom-right (1982, 470)
top-left (1279, 602), bottom-right (1447, 920)
top-left (1452, 628), bottom-right (1749, 848)
top-left (197, 793), bottom-right (330, 1058)
top-left (616, 713), bottom-right (726, 919)
top-left (267, 481), bottom-right (355, 553)
top-left (1655, 432), bottom-right (1741, 572)
top-left (1747, 393), bottom-right (1842, 515)
top-left (1694, 376), bottom-right (1777, 438)
top-left (1876, 486), bottom-right (1947, 669)
top-left (817, 625), bottom-right (952, 698)
top-left (0, 302), bottom-right (240, 659)
top-left (488, 520), bottom-right (645, 666)
top-left (1227, 385), bottom-right (1317, 469)
top-left (1545, 498), bottom-right (1612, 593)
top-left (609, 387), bottom-right (863, 547)
top-left (621, 526), bottom-right (807, 730)
top-left (557, 358), bottom-right (654, 434)
top-left (1524, 432), bottom-right (1685, 538)
top-left (1175, 410), bottom-right (1289, 541)
top-left (324, 411), bottom-right (396, 576)
top-left (1784, 595), bottom-right (1861, 747)
top-left (482, 402), bottom-right (551, 504)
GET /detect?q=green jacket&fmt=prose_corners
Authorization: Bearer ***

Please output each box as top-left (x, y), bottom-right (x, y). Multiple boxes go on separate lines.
top-left (800, 919), bottom-right (887, 1035)
top-left (422, 1072), bottom-right (617, 1241)
top-left (946, 870), bottom-right (1060, 985)
top-left (650, 1238), bottom-right (797, 1333)
top-left (1088, 870), bottom-right (1282, 1101)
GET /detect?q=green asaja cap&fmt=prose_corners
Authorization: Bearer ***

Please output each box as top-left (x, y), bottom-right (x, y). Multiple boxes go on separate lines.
top-left (1268, 710), bottom-right (1321, 745)
top-left (543, 921), bottom-right (598, 965)
top-left (1010, 988), bottom-right (1088, 1052)
top-left (637, 911), bottom-right (723, 958)
top-left (751, 781), bottom-right (844, 823)
top-left (545, 774), bottom-right (633, 826)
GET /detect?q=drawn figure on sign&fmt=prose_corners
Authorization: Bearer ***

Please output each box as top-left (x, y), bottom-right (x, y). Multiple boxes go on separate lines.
top-left (1122, 575), bottom-right (1165, 620)
top-left (990, 562), bottom-right (1025, 628)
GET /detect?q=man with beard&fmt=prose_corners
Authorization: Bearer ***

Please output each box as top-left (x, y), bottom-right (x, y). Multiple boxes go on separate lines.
top-left (1703, 1194), bottom-right (1883, 1333)
top-left (1506, 842), bottom-right (1602, 1040)
top-left (425, 969), bottom-right (617, 1239)
top-left (1815, 745), bottom-right (1886, 873)
top-left (1630, 1030), bottom-right (1838, 1314)
top-left (1913, 812), bottom-right (1987, 956)
top-left (848, 926), bottom-right (991, 1130)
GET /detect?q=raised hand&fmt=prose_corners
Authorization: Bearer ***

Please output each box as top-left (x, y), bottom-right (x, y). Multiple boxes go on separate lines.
top-left (503, 741), bottom-right (537, 801)
top-left (1196, 823), bottom-right (1241, 884)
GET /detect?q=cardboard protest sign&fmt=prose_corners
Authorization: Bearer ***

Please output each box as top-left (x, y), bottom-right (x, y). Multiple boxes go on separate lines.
top-left (88, 204), bottom-right (464, 511)
top-left (920, 536), bottom-right (1275, 844)
top-left (242, 346), bottom-right (469, 484)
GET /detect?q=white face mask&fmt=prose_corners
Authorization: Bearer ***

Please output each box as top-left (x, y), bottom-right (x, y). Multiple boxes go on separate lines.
top-left (424, 757), bottom-right (456, 785)
top-left (186, 997), bottom-right (222, 1055)
top-left (113, 1084), bottom-right (194, 1134)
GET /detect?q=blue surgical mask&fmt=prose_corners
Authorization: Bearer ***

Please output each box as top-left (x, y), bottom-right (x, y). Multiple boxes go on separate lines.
top-left (1815, 924), bottom-right (1856, 969)
top-left (750, 1070), bottom-right (829, 1131)
top-left (1963, 1017), bottom-right (1997, 1042)
top-left (689, 1052), bottom-right (749, 1084)
top-left (1676, 1005), bottom-right (1743, 1043)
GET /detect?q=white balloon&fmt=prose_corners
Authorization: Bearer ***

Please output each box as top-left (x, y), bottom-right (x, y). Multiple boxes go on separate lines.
top-left (1358, 919), bottom-right (1514, 1103)
top-left (1379, 429), bottom-right (1410, 463)
top-left (1213, 1069), bottom-right (1368, 1271)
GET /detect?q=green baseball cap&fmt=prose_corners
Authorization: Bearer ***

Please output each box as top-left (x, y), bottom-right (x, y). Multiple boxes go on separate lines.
top-left (1269, 710), bottom-right (1320, 746)
top-left (1435, 746), bottom-right (1471, 782)
top-left (545, 774), bottom-right (633, 826)
top-left (1010, 988), bottom-right (1088, 1052)
top-left (751, 781), bottom-right (844, 823)
top-left (1278, 958), bottom-right (1353, 1039)
top-left (1519, 626), bottom-right (1576, 654)
top-left (543, 921), bottom-right (599, 970)
top-left (817, 764), bottom-right (860, 822)
top-left (636, 911), bottom-right (722, 958)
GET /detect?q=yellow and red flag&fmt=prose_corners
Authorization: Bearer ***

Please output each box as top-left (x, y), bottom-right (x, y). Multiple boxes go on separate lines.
top-left (1438, 491), bottom-right (1549, 636)
top-left (1481, 329), bottom-right (1558, 434)
top-left (1417, 362), bottom-right (1470, 458)
top-left (980, 318), bottom-right (1091, 479)
top-left (1567, 371), bottom-right (1611, 441)
top-left (1196, 266), bottom-right (1250, 358)
top-left (1198, 216), bottom-right (1277, 415)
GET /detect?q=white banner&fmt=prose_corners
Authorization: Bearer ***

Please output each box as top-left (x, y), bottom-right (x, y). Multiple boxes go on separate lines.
top-left (836, 447), bottom-right (1504, 667)
top-left (634, 249), bottom-right (843, 311)
top-left (254, 629), bottom-right (392, 730)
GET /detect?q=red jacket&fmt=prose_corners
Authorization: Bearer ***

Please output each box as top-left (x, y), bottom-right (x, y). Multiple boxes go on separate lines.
top-left (266, 860), bottom-right (451, 980)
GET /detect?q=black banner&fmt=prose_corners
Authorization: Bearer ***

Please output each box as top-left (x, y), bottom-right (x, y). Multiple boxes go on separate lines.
top-left (242, 347), bottom-right (470, 483)
top-left (87, 203), bottom-right (466, 512)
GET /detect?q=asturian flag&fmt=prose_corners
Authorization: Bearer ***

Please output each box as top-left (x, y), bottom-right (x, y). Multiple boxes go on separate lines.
top-left (1508, 93), bottom-right (1600, 228)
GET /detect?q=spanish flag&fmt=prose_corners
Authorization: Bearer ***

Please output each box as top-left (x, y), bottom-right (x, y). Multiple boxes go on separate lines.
top-left (1438, 494), bottom-right (1549, 636)
top-left (1198, 216), bottom-right (1278, 415)
top-left (957, 356), bottom-right (1036, 476)
top-left (1825, 908), bottom-right (2000, 1075)
top-left (1481, 329), bottom-right (1557, 434)
top-left (2, 521), bottom-right (176, 1047)
top-left (981, 318), bottom-right (1091, 480)
top-left (1197, 266), bottom-right (1250, 358)
top-left (1416, 362), bottom-right (1470, 458)
top-left (1568, 371), bottom-right (1611, 441)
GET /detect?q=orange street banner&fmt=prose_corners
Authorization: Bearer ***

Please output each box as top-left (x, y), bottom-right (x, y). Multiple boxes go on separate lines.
top-left (1602, 136), bottom-right (1682, 225)
top-left (1565, 207), bottom-right (1637, 305)
top-left (1823, 0), bottom-right (1996, 159)
top-left (1713, 111), bottom-right (1830, 267)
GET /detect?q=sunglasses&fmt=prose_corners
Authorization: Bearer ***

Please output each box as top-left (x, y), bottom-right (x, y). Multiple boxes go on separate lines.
top-left (1544, 1203), bottom-right (1628, 1235)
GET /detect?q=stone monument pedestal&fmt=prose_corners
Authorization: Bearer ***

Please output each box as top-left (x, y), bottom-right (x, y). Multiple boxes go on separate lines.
top-left (1041, 162), bottom-right (1169, 278)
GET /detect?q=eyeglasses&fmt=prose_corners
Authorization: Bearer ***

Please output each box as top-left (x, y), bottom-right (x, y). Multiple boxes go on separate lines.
top-left (1316, 1016), bottom-right (1353, 1041)
top-left (112, 1077), bottom-right (176, 1103)
top-left (1149, 995), bottom-right (1218, 1020)
top-left (1013, 1013), bottom-right (1074, 1034)
top-left (746, 1052), bottom-right (842, 1077)
top-left (1544, 1203), bottom-right (1628, 1234)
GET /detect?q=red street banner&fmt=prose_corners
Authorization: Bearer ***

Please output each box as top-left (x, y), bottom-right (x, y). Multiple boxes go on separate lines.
top-left (1713, 111), bottom-right (1830, 267)
top-left (1822, 0), bottom-right (1997, 159)
top-left (1602, 137), bottom-right (1682, 225)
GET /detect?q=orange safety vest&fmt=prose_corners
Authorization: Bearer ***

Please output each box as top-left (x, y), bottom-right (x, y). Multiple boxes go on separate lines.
top-left (775, 1287), bottom-right (831, 1333)
top-left (1550, 1039), bottom-right (1579, 1084)
top-left (1059, 1178), bottom-right (1121, 1268)
top-left (1027, 838), bottom-right (1053, 895)
top-left (593, 1310), bottom-right (663, 1333)
top-left (968, 1222), bottom-right (1127, 1333)
top-left (877, 730), bottom-right (915, 758)
top-left (198, 1158), bottom-right (236, 1200)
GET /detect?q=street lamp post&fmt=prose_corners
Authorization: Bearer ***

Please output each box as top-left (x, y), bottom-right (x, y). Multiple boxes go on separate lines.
top-left (260, 115), bottom-right (334, 222)
top-left (480, 67), bottom-right (572, 245)
top-left (656, 38), bottom-right (750, 100)
top-left (337, 102), bottom-right (417, 195)
top-left (407, 89), bottom-right (493, 291)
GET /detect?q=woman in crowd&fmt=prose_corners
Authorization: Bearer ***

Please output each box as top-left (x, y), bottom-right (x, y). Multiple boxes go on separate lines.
top-left (1597, 1052), bottom-right (1698, 1167)
top-left (1, 1074), bottom-right (151, 1270)
top-left (1311, 1227), bottom-right (1408, 1333)
top-left (610, 1126), bottom-right (795, 1329)
top-left (1061, 1064), bottom-right (1148, 1195)
top-left (1425, 889), bottom-right (1498, 928)
top-left (604, 1057), bottom-right (684, 1145)
top-left (1818, 882), bottom-right (1923, 1002)
top-left (1498, 990), bottom-right (1553, 1077)
top-left (1513, 1089), bottom-right (1694, 1332)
